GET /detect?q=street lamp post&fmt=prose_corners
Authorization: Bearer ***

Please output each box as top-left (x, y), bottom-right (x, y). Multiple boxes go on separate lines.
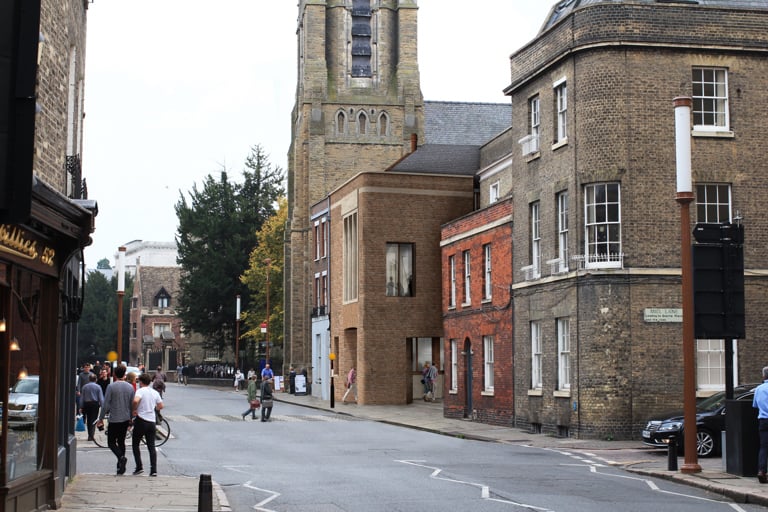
top-left (674, 96), bottom-right (701, 474)
top-left (116, 246), bottom-right (126, 368)
top-left (264, 258), bottom-right (271, 365)
top-left (234, 295), bottom-right (241, 370)
top-left (329, 352), bottom-right (335, 409)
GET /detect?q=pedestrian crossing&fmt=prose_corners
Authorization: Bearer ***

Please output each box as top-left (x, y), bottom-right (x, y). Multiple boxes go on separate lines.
top-left (164, 414), bottom-right (358, 423)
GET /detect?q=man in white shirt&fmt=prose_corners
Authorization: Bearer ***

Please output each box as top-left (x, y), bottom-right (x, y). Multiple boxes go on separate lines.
top-left (131, 373), bottom-right (164, 476)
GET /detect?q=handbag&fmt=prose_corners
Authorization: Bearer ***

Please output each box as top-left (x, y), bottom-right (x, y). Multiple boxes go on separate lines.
top-left (76, 414), bottom-right (85, 432)
top-left (249, 399), bottom-right (261, 408)
top-left (262, 399), bottom-right (274, 408)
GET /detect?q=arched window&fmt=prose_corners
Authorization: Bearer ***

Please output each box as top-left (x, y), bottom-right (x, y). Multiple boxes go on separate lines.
top-left (378, 112), bottom-right (389, 136)
top-left (336, 110), bottom-right (347, 135)
top-left (357, 111), bottom-right (368, 135)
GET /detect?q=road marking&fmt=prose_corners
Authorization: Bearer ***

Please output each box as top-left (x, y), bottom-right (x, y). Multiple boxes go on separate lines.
top-left (397, 459), bottom-right (554, 511)
top-left (224, 465), bottom-right (281, 512)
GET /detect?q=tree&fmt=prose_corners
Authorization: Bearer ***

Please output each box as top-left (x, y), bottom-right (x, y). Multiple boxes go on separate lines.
top-left (78, 270), bottom-right (134, 364)
top-left (175, 145), bottom-right (284, 354)
top-left (240, 196), bottom-right (286, 368)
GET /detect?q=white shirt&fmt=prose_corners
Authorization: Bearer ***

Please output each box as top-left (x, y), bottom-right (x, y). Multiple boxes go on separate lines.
top-left (134, 385), bottom-right (163, 423)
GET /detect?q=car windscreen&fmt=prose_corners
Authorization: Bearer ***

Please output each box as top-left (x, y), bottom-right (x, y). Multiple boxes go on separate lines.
top-left (697, 392), bottom-right (726, 412)
top-left (12, 379), bottom-right (39, 394)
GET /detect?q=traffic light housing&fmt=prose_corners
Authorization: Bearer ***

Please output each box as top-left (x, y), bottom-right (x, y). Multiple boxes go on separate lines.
top-left (693, 223), bottom-right (745, 339)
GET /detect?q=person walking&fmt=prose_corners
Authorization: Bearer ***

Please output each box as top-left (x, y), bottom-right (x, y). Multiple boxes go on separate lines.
top-left (241, 374), bottom-right (260, 420)
top-left (753, 365), bottom-right (768, 484)
top-left (234, 369), bottom-right (244, 392)
top-left (152, 366), bottom-right (167, 398)
top-left (260, 377), bottom-right (274, 422)
top-left (131, 373), bottom-right (164, 476)
top-left (79, 373), bottom-right (103, 442)
top-left (342, 367), bottom-right (357, 404)
top-left (96, 366), bottom-right (110, 395)
top-left (424, 362), bottom-right (438, 402)
top-left (421, 362), bottom-right (430, 398)
top-left (96, 365), bottom-right (134, 475)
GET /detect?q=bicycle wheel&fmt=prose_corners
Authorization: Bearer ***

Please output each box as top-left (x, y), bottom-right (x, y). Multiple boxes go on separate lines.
top-left (154, 418), bottom-right (170, 447)
top-left (92, 419), bottom-right (108, 448)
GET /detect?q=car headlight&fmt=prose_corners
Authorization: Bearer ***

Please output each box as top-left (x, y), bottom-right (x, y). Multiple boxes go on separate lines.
top-left (658, 422), bottom-right (682, 432)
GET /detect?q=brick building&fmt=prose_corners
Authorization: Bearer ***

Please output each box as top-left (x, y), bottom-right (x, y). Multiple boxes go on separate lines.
top-left (442, 198), bottom-right (514, 423)
top-left (491, 0), bottom-right (768, 439)
top-left (1, 0), bottom-right (96, 509)
top-left (129, 265), bottom-right (186, 372)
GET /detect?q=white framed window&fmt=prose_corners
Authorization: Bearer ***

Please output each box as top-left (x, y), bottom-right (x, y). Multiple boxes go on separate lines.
top-left (554, 79), bottom-right (567, 143)
top-left (697, 339), bottom-right (725, 390)
top-left (343, 212), bottom-right (358, 302)
top-left (531, 202), bottom-right (541, 277)
top-left (489, 181), bottom-right (500, 203)
top-left (321, 272), bottom-right (328, 307)
top-left (462, 250), bottom-right (471, 305)
top-left (584, 183), bottom-right (622, 268)
top-left (153, 322), bottom-right (171, 338)
top-left (386, 243), bottom-right (414, 297)
top-left (531, 322), bottom-right (542, 390)
top-left (557, 191), bottom-right (569, 272)
top-left (314, 220), bottom-right (321, 261)
top-left (482, 244), bottom-right (492, 301)
top-left (696, 184), bottom-right (731, 223)
top-left (322, 217), bottom-right (328, 259)
top-left (314, 274), bottom-right (321, 308)
top-left (557, 318), bottom-right (570, 391)
top-left (450, 339), bottom-right (458, 392)
top-left (448, 255), bottom-right (456, 308)
top-left (529, 95), bottom-right (540, 152)
top-left (483, 335), bottom-right (494, 392)
top-left (692, 67), bottom-right (729, 131)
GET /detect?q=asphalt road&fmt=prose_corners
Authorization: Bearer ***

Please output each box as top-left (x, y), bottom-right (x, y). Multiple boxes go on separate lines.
top-left (75, 384), bottom-right (766, 511)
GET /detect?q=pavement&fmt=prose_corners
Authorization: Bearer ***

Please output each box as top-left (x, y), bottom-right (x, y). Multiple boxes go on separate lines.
top-left (57, 388), bottom-right (768, 510)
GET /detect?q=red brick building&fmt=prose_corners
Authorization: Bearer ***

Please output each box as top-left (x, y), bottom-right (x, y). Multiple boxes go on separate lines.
top-left (442, 198), bottom-right (514, 423)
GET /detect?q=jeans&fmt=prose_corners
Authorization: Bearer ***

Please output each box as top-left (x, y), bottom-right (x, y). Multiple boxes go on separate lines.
top-left (261, 405), bottom-right (272, 421)
top-left (132, 417), bottom-right (157, 472)
top-left (758, 418), bottom-right (768, 473)
top-left (82, 401), bottom-right (100, 440)
top-left (107, 420), bottom-right (130, 463)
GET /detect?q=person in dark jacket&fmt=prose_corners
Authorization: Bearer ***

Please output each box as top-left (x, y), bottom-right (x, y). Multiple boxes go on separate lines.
top-left (260, 377), bottom-right (274, 422)
top-left (79, 373), bottom-right (104, 441)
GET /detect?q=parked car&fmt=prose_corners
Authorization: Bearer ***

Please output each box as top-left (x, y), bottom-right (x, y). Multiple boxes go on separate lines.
top-left (642, 384), bottom-right (758, 457)
top-left (7, 375), bottom-right (40, 428)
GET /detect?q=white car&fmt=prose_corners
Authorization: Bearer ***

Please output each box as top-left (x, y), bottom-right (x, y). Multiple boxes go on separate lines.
top-left (7, 375), bottom-right (39, 427)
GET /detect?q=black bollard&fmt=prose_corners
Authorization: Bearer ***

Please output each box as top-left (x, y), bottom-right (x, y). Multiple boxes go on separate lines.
top-left (667, 437), bottom-right (678, 471)
top-left (198, 473), bottom-right (213, 512)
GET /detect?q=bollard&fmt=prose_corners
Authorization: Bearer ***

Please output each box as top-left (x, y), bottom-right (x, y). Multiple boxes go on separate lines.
top-left (667, 436), bottom-right (678, 471)
top-left (198, 473), bottom-right (213, 512)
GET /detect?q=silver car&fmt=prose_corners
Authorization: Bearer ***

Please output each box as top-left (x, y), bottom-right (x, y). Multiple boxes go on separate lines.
top-left (7, 375), bottom-right (39, 427)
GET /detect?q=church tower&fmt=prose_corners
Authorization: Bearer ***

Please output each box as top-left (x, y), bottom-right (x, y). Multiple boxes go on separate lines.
top-left (285, 0), bottom-right (424, 374)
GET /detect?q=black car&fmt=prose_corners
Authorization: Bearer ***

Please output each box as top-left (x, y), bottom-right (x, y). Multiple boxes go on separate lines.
top-left (642, 384), bottom-right (758, 457)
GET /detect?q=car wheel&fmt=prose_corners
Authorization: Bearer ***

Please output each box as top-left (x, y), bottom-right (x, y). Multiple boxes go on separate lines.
top-left (696, 429), bottom-right (717, 457)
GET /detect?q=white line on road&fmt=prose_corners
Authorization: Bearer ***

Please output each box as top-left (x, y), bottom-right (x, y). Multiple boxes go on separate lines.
top-left (397, 459), bottom-right (554, 511)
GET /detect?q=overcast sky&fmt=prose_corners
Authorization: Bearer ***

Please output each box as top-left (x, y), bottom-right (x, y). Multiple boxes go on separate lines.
top-left (82, 1), bottom-right (554, 267)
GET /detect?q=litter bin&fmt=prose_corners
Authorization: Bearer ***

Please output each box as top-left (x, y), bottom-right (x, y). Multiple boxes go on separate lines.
top-left (725, 399), bottom-right (759, 476)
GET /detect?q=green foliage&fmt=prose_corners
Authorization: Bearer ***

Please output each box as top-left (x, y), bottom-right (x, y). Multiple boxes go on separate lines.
top-left (79, 269), bottom-right (134, 364)
top-left (241, 197), bottom-right (286, 354)
top-left (175, 145), bottom-right (285, 354)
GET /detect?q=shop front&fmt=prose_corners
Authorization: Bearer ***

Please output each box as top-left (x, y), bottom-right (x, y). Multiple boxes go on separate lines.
top-left (0, 180), bottom-right (94, 511)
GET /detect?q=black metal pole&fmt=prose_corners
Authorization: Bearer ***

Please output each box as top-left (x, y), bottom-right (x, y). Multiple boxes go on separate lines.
top-left (668, 437), bottom-right (678, 471)
top-left (198, 473), bottom-right (212, 512)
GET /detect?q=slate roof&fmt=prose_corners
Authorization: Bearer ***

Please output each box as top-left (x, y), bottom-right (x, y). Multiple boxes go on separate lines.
top-left (389, 144), bottom-right (480, 175)
top-left (542, 0), bottom-right (768, 31)
top-left (423, 101), bottom-right (511, 146)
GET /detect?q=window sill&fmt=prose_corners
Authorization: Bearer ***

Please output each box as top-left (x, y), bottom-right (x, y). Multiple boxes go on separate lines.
top-left (481, 298), bottom-right (492, 304)
top-left (692, 129), bottom-right (734, 139)
top-left (481, 390), bottom-right (494, 397)
top-left (449, 389), bottom-right (458, 395)
top-left (528, 389), bottom-right (543, 396)
top-left (524, 152), bottom-right (541, 163)
top-left (448, 305), bottom-right (456, 311)
top-left (553, 389), bottom-right (571, 398)
top-left (461, 302), bottom-right (471, 308)
top-left (551, 138), bottom-right (568, 151)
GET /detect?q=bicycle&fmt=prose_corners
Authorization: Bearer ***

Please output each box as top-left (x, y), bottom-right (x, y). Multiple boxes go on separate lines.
top-left (92, 415), bottom-right (171, 448)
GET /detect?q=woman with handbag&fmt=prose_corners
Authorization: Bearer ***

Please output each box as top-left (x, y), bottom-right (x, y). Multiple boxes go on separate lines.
top-left (241, 375), bottom-right (260, 420)
top-left (260, 377), bottom-right (274, 422)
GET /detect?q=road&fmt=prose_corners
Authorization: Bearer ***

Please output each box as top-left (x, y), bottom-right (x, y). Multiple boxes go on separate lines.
top-left (76, 384), bottom-right (765, 511)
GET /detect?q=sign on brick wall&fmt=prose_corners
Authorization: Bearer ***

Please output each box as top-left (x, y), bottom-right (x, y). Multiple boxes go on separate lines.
top-left (643, 308), bottom-right (682, 323)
